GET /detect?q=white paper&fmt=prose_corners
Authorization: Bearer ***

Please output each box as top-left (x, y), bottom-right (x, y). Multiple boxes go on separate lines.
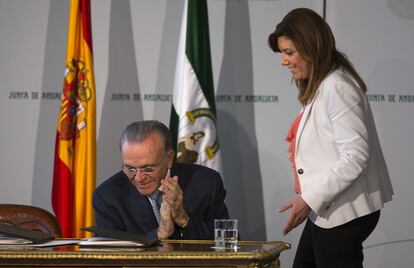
top-left (0, 236), bottom-right (32, 245)
top-left (0, 238), bottom-right (79, 248)
top-left (78, 236), bottom-right (145, 247)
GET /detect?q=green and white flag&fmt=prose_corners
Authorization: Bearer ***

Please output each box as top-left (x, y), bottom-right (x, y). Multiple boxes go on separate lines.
top-left (169, 0), bottom-right (221, 172)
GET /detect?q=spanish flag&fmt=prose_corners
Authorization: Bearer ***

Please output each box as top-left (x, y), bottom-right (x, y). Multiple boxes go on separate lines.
top-left (52, 0), bottom-right (96, 238)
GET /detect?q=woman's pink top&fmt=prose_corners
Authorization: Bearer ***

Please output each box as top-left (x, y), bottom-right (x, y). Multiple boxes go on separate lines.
top-left (285, 112), bottom-right (304, 194)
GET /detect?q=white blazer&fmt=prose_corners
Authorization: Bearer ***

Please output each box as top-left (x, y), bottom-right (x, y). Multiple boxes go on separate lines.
top-left (295, 68), bottom-right (394, 228)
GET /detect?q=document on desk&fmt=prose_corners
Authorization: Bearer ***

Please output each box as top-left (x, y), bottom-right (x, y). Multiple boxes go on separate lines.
top-left (81, 226), bottom-right (159, 247)
top-left (29, 239), bottom-right (80, 247)
top-left (0, 223), bottom-right (54, 244)
top-left (0, 235), bottom-right (79, 248)
top-left (0, 223), bottom-right (79, 247)
top-left (0, 235), bottom-right (33, 245)
top-left (78, 237), bottom-right (146, 247)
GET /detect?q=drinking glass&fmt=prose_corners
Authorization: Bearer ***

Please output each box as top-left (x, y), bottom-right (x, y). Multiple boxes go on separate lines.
top-left (214, 219), bottom-right (238, 249)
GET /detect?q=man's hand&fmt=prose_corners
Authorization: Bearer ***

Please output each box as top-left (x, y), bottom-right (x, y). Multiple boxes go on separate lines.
top-left (157, 200), bottom-right (174, 239)
top-left (161, 175), bottom-right (188, 227)
top-left (279, 195), bottom-right (311, 235)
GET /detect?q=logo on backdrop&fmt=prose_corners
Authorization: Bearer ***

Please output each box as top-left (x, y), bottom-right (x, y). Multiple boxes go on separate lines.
top-left (176, 108), bottom-right (219, 165)
top-left (387, 0), bottom-right (414, 19)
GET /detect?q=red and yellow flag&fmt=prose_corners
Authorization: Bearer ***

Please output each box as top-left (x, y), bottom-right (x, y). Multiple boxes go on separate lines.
top-left (52, 0), bottom-right (96, 238)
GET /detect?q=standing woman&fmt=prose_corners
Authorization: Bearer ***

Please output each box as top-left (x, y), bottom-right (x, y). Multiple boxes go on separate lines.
top-left (268, 8), bottom-right (393, 268)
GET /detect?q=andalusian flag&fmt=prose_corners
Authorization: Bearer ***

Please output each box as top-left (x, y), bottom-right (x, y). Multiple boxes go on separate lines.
top-left (52, 0), bottom-right (96, 238)
top-left (170, 0), bottom-right (221, 172)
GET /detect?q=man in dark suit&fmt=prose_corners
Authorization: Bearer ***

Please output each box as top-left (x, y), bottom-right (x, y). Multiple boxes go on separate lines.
top-left (93, 120), bottom-right (230, 239)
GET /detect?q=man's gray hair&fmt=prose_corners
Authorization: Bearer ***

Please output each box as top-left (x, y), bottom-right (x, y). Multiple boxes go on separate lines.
top-left (119, 120), bottom-right (173, 152)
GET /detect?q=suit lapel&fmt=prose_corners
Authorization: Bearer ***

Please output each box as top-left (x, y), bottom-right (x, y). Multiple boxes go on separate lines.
top-left (171, 164), bottom-right (193, 213)
top-left (295, 90), bottom-right (319, 157)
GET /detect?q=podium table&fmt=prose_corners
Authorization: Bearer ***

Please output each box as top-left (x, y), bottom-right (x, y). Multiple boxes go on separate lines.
top-left (0, 239), bottom-right (290, 267)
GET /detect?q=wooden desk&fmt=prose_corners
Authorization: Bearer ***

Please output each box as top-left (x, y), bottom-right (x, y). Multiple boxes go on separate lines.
top-left (0, 239), bottom-right (290, 267)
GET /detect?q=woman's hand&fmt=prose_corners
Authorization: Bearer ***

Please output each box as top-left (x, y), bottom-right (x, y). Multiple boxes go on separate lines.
top-left (279, 195), bottom-right (311, 235)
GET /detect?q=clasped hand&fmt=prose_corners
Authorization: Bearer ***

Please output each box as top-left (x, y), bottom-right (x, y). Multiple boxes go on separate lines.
top-left (157, 175), bottom-right (188, 239)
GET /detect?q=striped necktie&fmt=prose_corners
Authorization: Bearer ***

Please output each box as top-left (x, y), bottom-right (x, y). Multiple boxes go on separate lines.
top-left (148, 190), bottom-right (162, 226)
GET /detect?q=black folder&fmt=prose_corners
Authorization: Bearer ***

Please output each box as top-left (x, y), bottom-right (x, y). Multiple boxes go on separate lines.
top-left (81, 226), bottom-right (160, 247)
top-left (0, 223), bottom-right (55, 244)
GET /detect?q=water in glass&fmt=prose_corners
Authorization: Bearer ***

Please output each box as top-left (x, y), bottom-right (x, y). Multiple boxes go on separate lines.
top-left (215, 228), bottom-right (238, 248)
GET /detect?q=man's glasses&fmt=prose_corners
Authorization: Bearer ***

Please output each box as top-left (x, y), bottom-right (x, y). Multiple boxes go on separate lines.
top-left (122, 165), bottom-right (157, 178)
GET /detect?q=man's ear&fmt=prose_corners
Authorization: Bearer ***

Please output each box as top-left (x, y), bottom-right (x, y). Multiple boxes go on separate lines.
top-left (167, 149), bottom-right (175, 168)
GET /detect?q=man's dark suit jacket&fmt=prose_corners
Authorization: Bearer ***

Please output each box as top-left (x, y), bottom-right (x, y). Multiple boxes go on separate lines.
top-left (93, 163), bottom-right (230, 240)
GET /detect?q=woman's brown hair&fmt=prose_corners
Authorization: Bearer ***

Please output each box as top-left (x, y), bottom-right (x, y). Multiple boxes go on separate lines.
top-left (268, 8), bottom-right (366, 105)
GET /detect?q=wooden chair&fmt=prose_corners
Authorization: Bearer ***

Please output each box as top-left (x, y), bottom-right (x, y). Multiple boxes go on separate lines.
top-left (0, 204), bottom-right (62, 238)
